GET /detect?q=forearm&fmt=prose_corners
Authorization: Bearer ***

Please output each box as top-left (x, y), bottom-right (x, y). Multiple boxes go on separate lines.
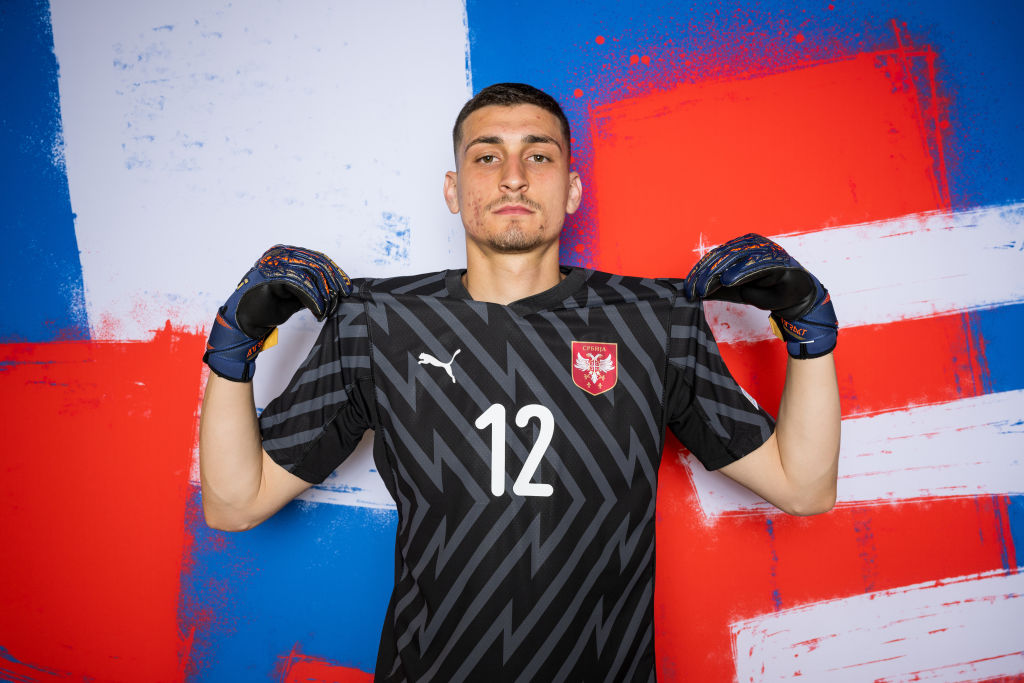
top-left (198, 374), bottom-right (267, 530)
top-left (199, 245), bottom-right (343, 529)
top-left (774, 352), bottom-right (841, 513)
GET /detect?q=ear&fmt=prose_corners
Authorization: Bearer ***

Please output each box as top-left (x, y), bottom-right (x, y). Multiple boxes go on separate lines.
top-left (565, 171), bottom-right (583, 215)
top-left (443, 171), bottom-right (460, 214)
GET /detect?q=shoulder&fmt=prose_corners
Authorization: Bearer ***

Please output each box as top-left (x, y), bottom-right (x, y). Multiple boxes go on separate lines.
top-left (348, 270), bottom-right (452, 299)
top-left (572, 270), bottom-right (707, 335)
top-left (562, 268), bottom-right (685, 309)
top-left (323, 271), bottom-right (452, 328)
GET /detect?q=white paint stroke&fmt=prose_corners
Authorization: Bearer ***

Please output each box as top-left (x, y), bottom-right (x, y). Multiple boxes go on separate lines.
top-left (50, 0), bottom-right (471, 340)
top-left (703, 202), bottom-right (1024, 344)
top-left (682, 389), bottom-right (1024, 518)
top-left (731, 569), bottom-right (1024, 682)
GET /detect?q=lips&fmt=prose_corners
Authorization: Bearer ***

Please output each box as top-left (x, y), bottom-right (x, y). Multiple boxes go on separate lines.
top-left (493, 205), bottom-right (533, 215)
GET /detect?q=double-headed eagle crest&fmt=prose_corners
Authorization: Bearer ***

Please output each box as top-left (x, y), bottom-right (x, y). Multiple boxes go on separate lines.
top-left (574, 352), bottom-right (615, 385)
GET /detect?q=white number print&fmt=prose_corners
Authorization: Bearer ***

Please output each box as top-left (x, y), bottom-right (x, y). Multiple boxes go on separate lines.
top-left (474, 403), bottom-right (555, 498)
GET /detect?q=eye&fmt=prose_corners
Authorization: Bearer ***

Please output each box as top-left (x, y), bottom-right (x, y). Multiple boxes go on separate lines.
top-left (529, 154), bottom-right (550, 163)
top-left (476, 154), bottom-right (497, 164)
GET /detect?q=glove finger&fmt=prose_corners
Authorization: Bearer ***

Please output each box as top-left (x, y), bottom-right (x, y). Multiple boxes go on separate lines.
top-left (684, 271), bottom-right (720, 300)
top-left (716, 239), bottom-right (793, 287)
top-left (285, 246), bottom-right (351, 307)
top-left (684, 245), bottom-right (733, 298)
top-left (257, 245), bottom-right (348, 319)
top-left (686, 237), bottom-right (765, 298)
top-left (284, 246), bottom-right (346, 302)
top-left (304, 256), bottom-right (352, 319)
top-left (319, 254), bottom-right (353, 298)
top-left (288, 256), bottom-right (334, 317)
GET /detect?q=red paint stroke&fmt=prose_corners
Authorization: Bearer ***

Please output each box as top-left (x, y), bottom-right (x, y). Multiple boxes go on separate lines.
top-left (715, 307), bottom-right (989, 420)
top-left (589, 50), bottom-right (949, 277)
top-left (0, 324), bottom-right (207, 681)
top-left (277, 644), bottom-right (374, 683)
top-left (654, 439), bottom-right (1014, 681)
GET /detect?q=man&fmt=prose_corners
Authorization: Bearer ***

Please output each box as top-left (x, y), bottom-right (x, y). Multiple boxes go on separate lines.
top-left (200, 83), bottom-right (840, 681)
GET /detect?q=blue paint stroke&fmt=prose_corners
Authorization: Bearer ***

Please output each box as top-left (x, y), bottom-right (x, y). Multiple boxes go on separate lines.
top-left (1006, 494), bottom-right (1024, 570)
top-left (0, 644), bottom-right (68, 681)
top-left (180, 488), bottom-right (395, 680)
top-left (967, 301), bottom-right (1024, 396)
top-left (990, 495), bottom-right (1014, 573)
top-left (763, 517), bottom-right (782, 611)
top-left (0, 0), bottom-right (89, 341)
top-left (374, 212), bottom-right (411, 266)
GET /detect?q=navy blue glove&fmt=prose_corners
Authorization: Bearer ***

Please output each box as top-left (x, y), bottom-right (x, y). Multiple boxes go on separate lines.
top-left (203, 245), bottom-right (352, 381)
top-left (683, 233), bottom-right (838, 359)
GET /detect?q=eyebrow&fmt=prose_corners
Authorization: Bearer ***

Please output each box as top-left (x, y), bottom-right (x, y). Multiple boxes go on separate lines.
top-left (463, 134), bottom-right (564, 154)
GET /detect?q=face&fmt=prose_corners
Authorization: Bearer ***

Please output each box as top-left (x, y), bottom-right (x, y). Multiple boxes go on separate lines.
top-left (444, 104), bottom-right (582, 255)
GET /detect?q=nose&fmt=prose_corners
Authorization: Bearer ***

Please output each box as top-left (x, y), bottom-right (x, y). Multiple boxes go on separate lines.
top-left (500, 156), bottom-right (528, 193)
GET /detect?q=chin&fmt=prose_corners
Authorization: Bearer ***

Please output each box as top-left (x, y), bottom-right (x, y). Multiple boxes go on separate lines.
top-left (485, 224), bottom-right (552, 254)
top-left (488, 241), bottom-right (542, 255)
top-left (486, 235), bottom-right (542, 254)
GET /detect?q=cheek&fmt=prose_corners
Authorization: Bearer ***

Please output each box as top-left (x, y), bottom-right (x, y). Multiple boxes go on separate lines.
top-left (463, 190), bottom-right (485, 217)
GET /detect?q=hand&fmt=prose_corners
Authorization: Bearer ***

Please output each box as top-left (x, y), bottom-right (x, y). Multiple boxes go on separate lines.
top-left (683, 233), bottom-right (837, 359)
top-left (203, 245), bottom-right (352, 381)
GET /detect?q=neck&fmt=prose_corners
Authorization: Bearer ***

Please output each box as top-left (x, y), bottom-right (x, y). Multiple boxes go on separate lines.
top-left (462, 242), bottom-right (564, 305)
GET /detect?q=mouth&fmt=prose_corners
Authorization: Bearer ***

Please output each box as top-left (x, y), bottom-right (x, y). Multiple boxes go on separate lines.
top-left (488, 195), bottom-right (541, 216)
top-left (493, 205), bottom-right (534, 215)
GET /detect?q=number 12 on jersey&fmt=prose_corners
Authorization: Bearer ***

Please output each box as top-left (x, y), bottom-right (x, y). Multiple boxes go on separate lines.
top-left (474, 403), bottom-right (554, 498)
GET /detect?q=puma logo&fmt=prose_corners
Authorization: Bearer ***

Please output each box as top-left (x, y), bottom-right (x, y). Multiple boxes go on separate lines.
top-left (417, 349), bottom-right (461, 384)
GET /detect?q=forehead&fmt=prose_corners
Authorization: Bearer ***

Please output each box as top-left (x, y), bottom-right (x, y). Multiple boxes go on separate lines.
top-left (459, 104), bottom-right (566, 149)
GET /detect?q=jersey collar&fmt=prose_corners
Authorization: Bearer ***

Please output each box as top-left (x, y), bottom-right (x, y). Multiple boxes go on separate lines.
top-left (445, 266), bottom-right (588, 315)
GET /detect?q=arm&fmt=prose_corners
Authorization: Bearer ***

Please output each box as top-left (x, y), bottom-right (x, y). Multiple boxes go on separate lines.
top-left (718, 353), bottom-right (840, 515)
top-left (199, 245), bottom-right (351, 531)
top-left (199, 374), bottom-right (313, 531)
top-left (684, 233), bottom-right (841, 515)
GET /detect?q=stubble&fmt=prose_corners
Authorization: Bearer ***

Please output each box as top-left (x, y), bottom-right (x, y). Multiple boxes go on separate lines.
top-left (483, 196), bottom-right (547, 254)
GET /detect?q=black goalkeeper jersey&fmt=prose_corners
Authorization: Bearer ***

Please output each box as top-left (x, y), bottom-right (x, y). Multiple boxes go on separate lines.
top-left (259, 267), bottom-right (774, 682)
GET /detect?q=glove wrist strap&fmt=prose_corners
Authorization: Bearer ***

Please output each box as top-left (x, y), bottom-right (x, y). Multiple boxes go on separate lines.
top-left (770, 287), bottom-right (838, 359)
top-left (203, 306), bottom-right (267, 381)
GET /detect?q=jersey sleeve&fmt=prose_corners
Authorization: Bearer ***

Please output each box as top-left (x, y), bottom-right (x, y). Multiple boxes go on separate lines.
top-left (258, 297), bottom-right (376, 484)
top-left (664, 294), bottom-right (775, 471)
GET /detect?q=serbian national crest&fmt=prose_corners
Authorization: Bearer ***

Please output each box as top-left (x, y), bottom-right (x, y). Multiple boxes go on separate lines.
top-left (571, 341), bottom-right (618, 396)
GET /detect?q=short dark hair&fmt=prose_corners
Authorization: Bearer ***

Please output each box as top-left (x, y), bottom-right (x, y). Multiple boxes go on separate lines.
top-left (452, 83), bottom-right (572, 160)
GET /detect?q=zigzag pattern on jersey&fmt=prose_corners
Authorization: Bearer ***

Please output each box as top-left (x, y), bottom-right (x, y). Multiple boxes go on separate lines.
top-left (259, 298), bottom-right (375, 482)
top-left (258, 269), bottom-right (772, 682)
top-left (363, 271), bottom-right (673, 681)
top-left (665, 286), bottom-right (774, 467)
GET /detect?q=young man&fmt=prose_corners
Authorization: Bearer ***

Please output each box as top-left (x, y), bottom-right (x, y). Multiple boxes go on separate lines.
top-left (200, 83), bottom-right (840, 681)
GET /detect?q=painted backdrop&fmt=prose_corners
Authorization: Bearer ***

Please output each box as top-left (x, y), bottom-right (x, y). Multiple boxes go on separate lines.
top-left (1, 0), bottom-right (1022, 680)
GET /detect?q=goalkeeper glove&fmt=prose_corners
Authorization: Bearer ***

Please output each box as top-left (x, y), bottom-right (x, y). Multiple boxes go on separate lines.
top-left (203, 244), bottom-right (351, 381)
top-left (683, 233), bottom-right (838, 359)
